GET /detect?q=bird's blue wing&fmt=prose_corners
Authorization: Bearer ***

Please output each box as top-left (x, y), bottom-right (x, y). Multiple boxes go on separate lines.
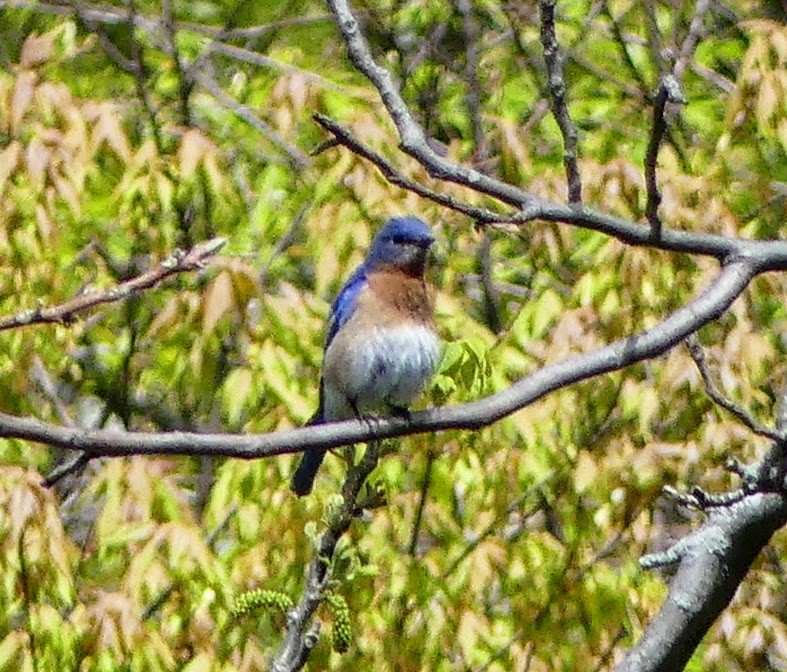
top-left (325, 263), bottom-right (368, 348)
top-left (292, 265), bottom-right (369, 496)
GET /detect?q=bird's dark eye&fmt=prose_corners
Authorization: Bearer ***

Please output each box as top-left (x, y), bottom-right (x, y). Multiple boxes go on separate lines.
top-left (390, 234), bottom-right (409, 245)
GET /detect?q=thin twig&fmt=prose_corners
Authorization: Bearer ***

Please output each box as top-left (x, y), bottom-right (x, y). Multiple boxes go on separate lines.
top-left (30, 357), bottom-right (74, 426)
top-left (685, 335), bottom-right (783, 441)
top-left (477, 232), bottom-right (503, 334)
top-left (0, 238), bottom-right (226, 333)
top-left (313, 113), bottom-right (509, 223)
top-left (643, 0), bottom-right (665, 77)
top-left (162, 0), bottom-right (193, 125)
top-left (644, 75), bottom-right (685, 237)
top-left (44, 453), bottom-right (92, 487)
top-left (66, 0), bottom-right (136, 72)
top-left (125, 0), bottom-right (165, 153)
top-left (409, 451), bottom-right (435, 557)
top-left (74, 0), bottom-right (312, 168)
top-left (690, 63), bottom-right (734, 93)
top-left (601, 0), bottom-right (650, 94)
top-left (2, 1), bottom-right (338, 38)
top-left (539, 0), bottom-right (582, 203)
top-left (206, 41), bottom-right (347, 94)
top-left (192, 67), bottom-right (309, 169)
top-left (673, 0), bottom-right (711, 82)
top-left (272, 441), bottom-right (383, 669)
top-left (258, 201), bottom-right (312, 288)
top-left (456, 0), bottom-right (485, 159)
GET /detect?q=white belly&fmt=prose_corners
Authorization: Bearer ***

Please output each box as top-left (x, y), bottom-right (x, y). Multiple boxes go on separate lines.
top-left (323, 324), bottom-right (440, 419)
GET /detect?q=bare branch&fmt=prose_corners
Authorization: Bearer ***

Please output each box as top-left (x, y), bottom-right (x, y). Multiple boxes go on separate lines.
top-left (161, 0), bottom-right (193, 125)
top-left (44, 453), bottom-right (92, 488)
top-left (273, 442), bottom-right (383, 669)
top-left (685, 335), bottom-right (783, 441)
top-left (326, 0), bottom-right (536, 208)
top-left (0, 238), bottom-right (226, 333)
top-left (691, 63), bottom-right (734, 93)
top-left (192, 67), bottom-right (310, 170)
top-left (477, 232), bottom-right (503, 334)
top-left (54, 0), bottom-right (312, 168)
top-left (621, 491), bottom-right (787, 672)
top-left (673, 0), bottom-right (711, 82)
top-left (30, 357), bottom-right (74, 426)
top-left (125, 0), bottom-right (165, 152)
top-left (207, 41), bottom-right (346, 94)
top-left (643, 0), bottom-right (665, 77)
top-left (601, 0), bottom-right (650, 94)
top-left (324, 0), bottom-right (787, 270)
top-left (627, 339), bottom-right (787, 672)
top-left (67, 0), bottom-right (136, 72)
top-left (313, 113), bottom-right (507, 223)
top-left (539, 0), bottom-right (582, 203)
top-left (0, 262), bottom-right (755, 460)
top-left (259, 201), bottom-right (312, 288)
top-left (29, 356), bottom-right (93, 490)
top-left (2, 1), bottom-right (338, 40)
top-left (644, 75), bottom-right (686, 236)
top-left (456, 0), bottom-right (485, 158)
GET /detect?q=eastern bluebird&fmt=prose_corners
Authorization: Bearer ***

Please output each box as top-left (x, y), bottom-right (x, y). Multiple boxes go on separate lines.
top-left (290, 216), bottom-right (440, 496)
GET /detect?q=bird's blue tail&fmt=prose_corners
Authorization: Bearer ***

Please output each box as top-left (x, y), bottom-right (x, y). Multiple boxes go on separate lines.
top-left (290, 409), bottom-right (324, 496)
top-left (290, 447), bottom-right (326, 496)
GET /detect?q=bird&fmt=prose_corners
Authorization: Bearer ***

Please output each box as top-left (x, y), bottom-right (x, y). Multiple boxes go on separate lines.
top-left (290, 216), bottom-right (440, 496)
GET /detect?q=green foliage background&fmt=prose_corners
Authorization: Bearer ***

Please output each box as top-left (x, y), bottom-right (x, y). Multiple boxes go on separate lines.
top-left (0, 0), bottom-right (786, 670)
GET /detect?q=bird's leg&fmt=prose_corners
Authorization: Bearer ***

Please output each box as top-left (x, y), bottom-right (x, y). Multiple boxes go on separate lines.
top-left (338, 396), bottom-right (371, 467)
top-left (349, 397), bottom-right (362, 420)
top-left (351, 397), bottom-right (382, 437)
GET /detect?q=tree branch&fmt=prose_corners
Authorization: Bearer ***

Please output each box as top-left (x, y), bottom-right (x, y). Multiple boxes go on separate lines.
top-left (644, 75), bottom-right (685, 236)
top-left (618, 489), bottom-right (787, 672)
top-left (44, 453), bottom-right (92, 487)
top-left (673, 0), bottom-right (711, 82)
top-left (686, 335), bottom-right (783, 442)
top-left (272, 442), bottom-right (383, 670)
top-left (125, 0), bottom-right (165, 153)
top-left (324, 0), bottom-right (787, 270)
top-left (539, 0), bottom-right (582, 203)
top-left (0, 238), bottom-right (226, 332)
top-left (326, 0), bottom-right (535, 208)
top-left (618, 365), bottom-right (787, 672)
top-left (0, 262), bottom-right (756, 461)
top-left (189, 66), bottom-right (310, 170)
top-left (456, 0), bottom-right (485, 159)
top-left (3, 0), bottom-right (338, 41)
top-left (601, 0), bottom-right (650, 95)
top-left (313, 113), bottom-right (507, 223)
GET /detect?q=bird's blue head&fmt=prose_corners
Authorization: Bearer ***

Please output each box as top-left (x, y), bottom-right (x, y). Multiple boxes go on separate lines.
top-left (366, 216), bottom-right (435, 275)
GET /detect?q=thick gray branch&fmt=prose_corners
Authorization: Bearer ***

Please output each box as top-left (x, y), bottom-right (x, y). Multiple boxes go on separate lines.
top-left (616, 491), bottom-right (787, 672)
top-left (0, 262), bottom-right (755, 461)
top-left (324, 0), bottom-right (787, 271)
